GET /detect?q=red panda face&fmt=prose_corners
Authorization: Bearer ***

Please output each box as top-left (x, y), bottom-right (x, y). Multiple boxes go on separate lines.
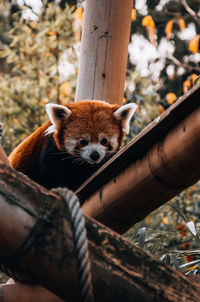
top-left (46, 100), bottom-right (137, 164)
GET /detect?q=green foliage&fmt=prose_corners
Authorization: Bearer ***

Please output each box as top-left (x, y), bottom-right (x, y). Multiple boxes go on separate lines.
top-left (125, 71), bottom-right (160, 142)
top-left (0, 2), bottom-right (77, 154)
top-left (130, 0), bottom-right (200, 100)
top-left (124, 0), bottom-right (200, 272)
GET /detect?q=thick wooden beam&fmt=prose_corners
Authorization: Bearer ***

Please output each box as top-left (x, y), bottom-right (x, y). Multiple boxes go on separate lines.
top-left (0, 283), bottom-right (64, 302)
top-left (75, 0), bottom-right (132, 104)
top-left (0, 164), bottom-right (200, 302)
top-left (76, 85), bottom-right (200, 233)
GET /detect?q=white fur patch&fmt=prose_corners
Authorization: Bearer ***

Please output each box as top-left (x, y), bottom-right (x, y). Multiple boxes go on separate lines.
top-left (45, 103), bottom-right (71, 129)
top-left (45, 125), bottom-right (56, 135)
top-left (110, 137), bottom-right (118, 151)
top-left (65, 138), bottom-right (78, 154)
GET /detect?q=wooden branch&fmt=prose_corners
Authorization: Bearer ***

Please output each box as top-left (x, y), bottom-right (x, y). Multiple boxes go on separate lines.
top-left (75, 0), bottom-right (132, 104)
top-left (76, 84), bottom-right (200, 233)
top-left (0, 283), bottom-right (64, 302)
top-left (0, 164), bottom-right (200, 301)
top-left (168, 55), bottom-right (200, 73)
top-left (182, 0), bottom-right (200, 25)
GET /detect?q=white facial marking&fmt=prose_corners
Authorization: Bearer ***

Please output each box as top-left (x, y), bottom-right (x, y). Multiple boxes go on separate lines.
top-left (81, 144), bottom-right (106, 164)
top-left (110, 137), bottom-right (118, 151)
top-left (65, 138), bottom-right (78, 154)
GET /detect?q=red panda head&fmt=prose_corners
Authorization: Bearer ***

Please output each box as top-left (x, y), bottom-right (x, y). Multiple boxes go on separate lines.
top-left (45, 100), bottom-right (137, 164)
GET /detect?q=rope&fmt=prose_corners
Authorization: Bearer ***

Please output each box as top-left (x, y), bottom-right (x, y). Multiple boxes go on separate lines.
top-left (52, 188), bottom-right (94, 302)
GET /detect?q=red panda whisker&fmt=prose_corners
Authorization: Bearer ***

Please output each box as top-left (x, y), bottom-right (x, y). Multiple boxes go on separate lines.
top-left (60, 155), bottom-right (77, 162)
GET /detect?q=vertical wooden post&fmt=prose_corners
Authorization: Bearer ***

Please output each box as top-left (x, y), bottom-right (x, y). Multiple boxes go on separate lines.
top-left (75, 0), bottom-right (132, 105)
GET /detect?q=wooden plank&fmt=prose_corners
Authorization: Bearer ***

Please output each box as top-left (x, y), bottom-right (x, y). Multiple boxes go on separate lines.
top-left (81, 106), bottom-right (200, 233)
top-left (76, 84), bottom-right (200, 202)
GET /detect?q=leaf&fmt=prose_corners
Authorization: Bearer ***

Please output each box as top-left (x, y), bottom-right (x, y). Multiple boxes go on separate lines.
top-left (142, 15), bottom-right (156, 45)
top-left (130, 227), bottom-right (146, 248)
top-left (194, 75), bottom-right (200, 85)
top-left (137, 227), bottom-right (146, 248)
top-left (179, 259), bottom-right (200, 269)
top-left (166, 92), bottom-right (177, 105)
top-left (158, 104), bottom-right (165, 114)
top-left (187, 221), bottom-right (197, 236)
top-left (183, 265), bottom-right (198, 273)
top-left (131, 9), bottom-right (136, 21)
top-left (178, 19), bottom-right (186, 31)
top-left (183, 80), bottom-right (191, 94)
top-left (162, 216), bottom-right (169, 224)
top-left (188, 35), bottom-right (200, 54)
top-left (142, 15), bottom-right (153, 27)
top-left (190, 73), bottom-right (198, 85)
top-left (165, 20), bottom-right (174, 40)
top-left (48, 31), bottom-right (57, 36)
top-left (75, 7), bottom-right (83, 21)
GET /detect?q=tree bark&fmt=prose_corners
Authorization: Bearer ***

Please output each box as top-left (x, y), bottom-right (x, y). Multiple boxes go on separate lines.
top-left (0, 282), bottom-right (64, 302)
top-left (0, 164), bottom-right (199, 302)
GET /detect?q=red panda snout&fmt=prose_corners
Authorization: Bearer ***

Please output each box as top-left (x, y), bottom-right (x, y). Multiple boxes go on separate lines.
top-left (81, 143), bottom-right (105, 164)
top-left (64, 135), bottom-right (119, 164)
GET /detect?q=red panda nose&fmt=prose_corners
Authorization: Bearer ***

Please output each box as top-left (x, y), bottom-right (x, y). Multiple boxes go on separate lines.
top-left (90, 151), bottom-right (100, 161)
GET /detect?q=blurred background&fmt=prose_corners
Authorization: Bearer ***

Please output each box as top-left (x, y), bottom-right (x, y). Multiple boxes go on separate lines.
top-left (0, 0), bottom-right (200, 277)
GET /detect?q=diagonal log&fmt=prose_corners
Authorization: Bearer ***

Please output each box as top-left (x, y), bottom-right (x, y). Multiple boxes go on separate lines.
top-left (0, 164), bottom-right (199, 301)
top-left (74, 84), bottom-right (200, 233)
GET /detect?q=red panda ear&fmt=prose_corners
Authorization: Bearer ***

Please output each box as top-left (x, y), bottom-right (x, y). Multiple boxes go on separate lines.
top-left (114, 103), bottom-right (137, 134)
top-left (45, 104), bottom-right (71, 129)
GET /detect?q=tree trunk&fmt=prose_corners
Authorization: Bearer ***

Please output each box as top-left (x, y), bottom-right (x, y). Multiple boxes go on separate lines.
top-left (0, 164), bottom-right (199, 302)
top-left (75, 0), bottom-right (132, 104)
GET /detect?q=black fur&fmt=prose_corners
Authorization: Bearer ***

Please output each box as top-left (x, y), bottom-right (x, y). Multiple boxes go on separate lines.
top-left (30, 134), bottom-right (114, 191)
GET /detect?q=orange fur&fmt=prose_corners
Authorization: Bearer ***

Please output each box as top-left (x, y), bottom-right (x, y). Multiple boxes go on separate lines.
top-left (53, 101), bottom-right (124, 149)
top-left (9, 121), bottom-right (51, 173)
top-left (9, 100), bottom-right (135, 190)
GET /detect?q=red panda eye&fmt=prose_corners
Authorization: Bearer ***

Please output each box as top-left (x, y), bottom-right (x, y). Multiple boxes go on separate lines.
top-left (80, 139), bottom-right (89, 146)
top-left (100, 138), bottom-right (108, 145)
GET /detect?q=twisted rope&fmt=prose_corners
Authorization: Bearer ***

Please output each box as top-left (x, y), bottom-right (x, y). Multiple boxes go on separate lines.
top-left (0, 180), bottom-right (93, 301)
top-left (52, 188), bottom-right (94, 302)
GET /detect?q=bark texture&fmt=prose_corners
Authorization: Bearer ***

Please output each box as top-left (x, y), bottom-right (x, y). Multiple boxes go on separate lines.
top-left (0, 164), bottom-right (199, 301)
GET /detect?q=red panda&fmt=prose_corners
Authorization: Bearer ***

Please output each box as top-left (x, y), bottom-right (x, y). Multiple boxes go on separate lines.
top-left (9, 100), bottom-right (137, 191)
